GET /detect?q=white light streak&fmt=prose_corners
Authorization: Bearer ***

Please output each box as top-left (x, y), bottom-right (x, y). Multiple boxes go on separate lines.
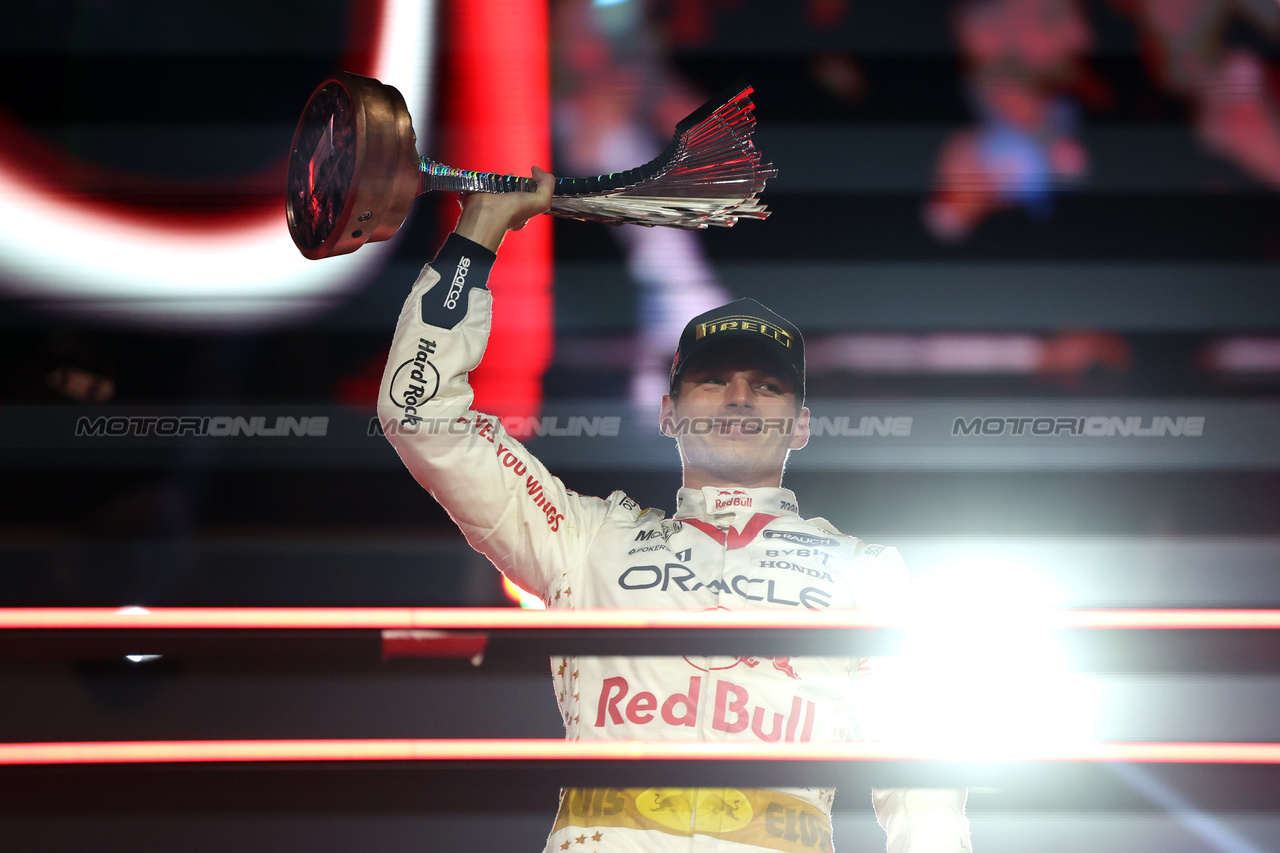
top-left (0, 0), bottom-right (435, 326)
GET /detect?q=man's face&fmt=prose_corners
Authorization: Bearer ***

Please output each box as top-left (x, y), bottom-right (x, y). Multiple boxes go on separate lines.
top-left (660, 343), bottom-right (810, 488)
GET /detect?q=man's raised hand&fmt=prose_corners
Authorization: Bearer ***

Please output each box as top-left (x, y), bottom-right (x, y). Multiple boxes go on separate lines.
top-left (454, 166), bottom-right (555, 252)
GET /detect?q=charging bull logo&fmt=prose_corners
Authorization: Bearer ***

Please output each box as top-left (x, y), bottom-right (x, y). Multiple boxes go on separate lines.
top-left (648, 790), bottom-right (691, 823)
top-left (639, 788), bottom-right (753, 833)
top-left (771, 656), bottom-right (801, 679)
top-left (683, 656), bottom-right (802, 680)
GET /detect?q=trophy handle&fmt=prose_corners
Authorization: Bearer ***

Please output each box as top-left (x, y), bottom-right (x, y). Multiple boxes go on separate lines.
top-left (418, 159), bottom-right (538, 195)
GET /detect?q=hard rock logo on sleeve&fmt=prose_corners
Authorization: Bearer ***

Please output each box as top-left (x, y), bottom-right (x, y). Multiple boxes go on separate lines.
top-left (387, 338), bottom-right (440, 426)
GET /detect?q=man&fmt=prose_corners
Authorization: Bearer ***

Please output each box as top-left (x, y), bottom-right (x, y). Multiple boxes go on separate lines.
top-left (377, 169), bottom-right (971, 852)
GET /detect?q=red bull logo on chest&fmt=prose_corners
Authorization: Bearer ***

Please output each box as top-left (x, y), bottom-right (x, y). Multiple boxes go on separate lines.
top-left (594, 675), bottom-right (816, 742)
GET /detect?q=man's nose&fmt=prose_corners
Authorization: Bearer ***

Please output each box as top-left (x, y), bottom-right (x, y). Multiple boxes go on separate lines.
top-left (724, 375), bottom-right (754, 407)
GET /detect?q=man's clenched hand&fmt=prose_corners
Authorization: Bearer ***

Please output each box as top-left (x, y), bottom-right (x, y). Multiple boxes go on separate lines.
top-left (453, 166), bottom-right (555, 252)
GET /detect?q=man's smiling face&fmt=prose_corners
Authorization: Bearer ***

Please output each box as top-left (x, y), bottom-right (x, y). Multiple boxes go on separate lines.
top-left (661, 340), bottom-right (810, 489)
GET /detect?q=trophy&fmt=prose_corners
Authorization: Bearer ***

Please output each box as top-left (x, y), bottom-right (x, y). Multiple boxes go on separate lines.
top-left (286, 71), bottom-right (777, 260)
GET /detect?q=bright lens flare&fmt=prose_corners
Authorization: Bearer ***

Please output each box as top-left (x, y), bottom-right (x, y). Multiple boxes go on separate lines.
top-left (502, 576), bottom-right (546, 610)
top-left (868, 561), bottom-right (1100, 753)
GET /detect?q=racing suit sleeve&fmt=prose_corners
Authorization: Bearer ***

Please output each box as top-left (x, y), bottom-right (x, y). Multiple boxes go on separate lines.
top-left (376, 233), bottom-right (610, 598)
top-left (858, 545), bottom-right (973, 853)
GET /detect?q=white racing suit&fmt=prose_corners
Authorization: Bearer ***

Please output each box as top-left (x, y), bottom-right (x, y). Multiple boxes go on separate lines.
top-left (378, 235), bottom-right (972, 853)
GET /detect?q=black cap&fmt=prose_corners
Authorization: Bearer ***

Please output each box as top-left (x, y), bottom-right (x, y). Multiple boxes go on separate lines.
top-left (669, 298), bottom-right (805, 399)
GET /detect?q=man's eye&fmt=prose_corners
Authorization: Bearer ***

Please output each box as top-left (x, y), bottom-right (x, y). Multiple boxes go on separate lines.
top-left (703, 377), bottom-right (726, 385)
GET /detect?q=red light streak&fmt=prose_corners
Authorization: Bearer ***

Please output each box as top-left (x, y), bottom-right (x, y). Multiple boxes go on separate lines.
top-left (437, 0), bottom-right (552, 419)
top-left (0, 3), bottom-right (387, 231)
top-left (307, 116), bottom-right (334, 198)
top-left (0, 0), bottom-right (431, 326)
top-left (3, 739), bottom-right (1280, 766)
top-left (2, 608), bottom-right (1280, 631)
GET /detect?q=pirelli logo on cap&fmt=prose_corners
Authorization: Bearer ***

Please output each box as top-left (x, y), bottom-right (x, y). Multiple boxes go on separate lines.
top-left (695, 316), bottom-right (793, 348)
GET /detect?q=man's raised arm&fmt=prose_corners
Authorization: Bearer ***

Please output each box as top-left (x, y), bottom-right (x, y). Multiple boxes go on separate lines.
top-left (375, 169), bottom-right (611, 600)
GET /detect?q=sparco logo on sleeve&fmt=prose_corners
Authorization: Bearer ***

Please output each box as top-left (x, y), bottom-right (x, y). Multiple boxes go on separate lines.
top-left (762, 530), bottom-right (839, 547)
top-left (444, 257), bottom-right (471, 309)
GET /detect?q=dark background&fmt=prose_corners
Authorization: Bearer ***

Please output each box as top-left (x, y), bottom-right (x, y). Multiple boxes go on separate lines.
top-left (3, 1), bottom-right (1280, 851)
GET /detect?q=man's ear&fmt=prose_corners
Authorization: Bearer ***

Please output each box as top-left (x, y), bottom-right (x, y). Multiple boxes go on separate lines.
top-left (659, 394), bottom-right (677, 437)
top-left (788, 406), bottom-right (811, 450)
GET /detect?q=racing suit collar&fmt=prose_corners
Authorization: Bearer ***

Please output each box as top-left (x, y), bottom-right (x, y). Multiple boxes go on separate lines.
top-left (674, 486), bottom-right (800, 523)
